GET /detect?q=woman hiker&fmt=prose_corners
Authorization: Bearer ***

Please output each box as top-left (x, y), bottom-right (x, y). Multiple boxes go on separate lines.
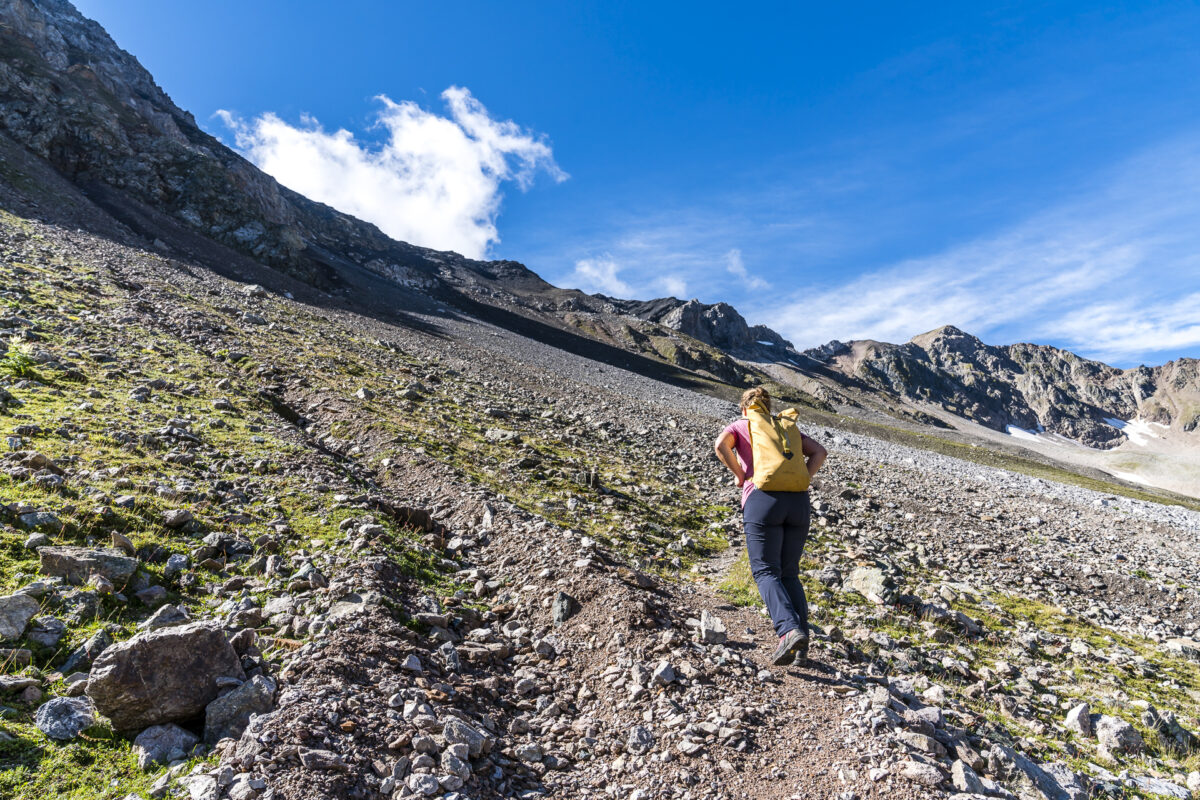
top-left (713, 387), bottom-right (827, 666)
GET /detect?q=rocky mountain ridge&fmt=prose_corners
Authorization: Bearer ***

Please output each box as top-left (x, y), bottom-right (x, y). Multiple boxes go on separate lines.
top-left (806, 326), bottom-right (1200, 449)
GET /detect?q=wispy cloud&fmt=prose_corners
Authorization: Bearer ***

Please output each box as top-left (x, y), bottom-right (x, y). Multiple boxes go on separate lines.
top-left (543, 206), bottom-right (809, 306)
top-left (563, 254), bottom-right (688, 298)
top-left (724, 248), bottom-right (769, 290)
top-left (567, 256), bottom-right (632, 296)
top-left (217, 87), bottom-right (566, 260)
top-left (1053, 292), bottom-right (1200, 364)
top-left (758, 135), bottom-right (1200, 366)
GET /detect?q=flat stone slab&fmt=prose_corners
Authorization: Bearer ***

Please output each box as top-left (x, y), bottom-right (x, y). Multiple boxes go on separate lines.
top-left (39, 546), bottom-right (138, 586)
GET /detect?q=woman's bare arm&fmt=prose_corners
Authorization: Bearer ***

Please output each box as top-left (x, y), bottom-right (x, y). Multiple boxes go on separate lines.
top-left (713, 431), bottom-right (746, 486)
top-left (802, 434), bottom-right (827, 476)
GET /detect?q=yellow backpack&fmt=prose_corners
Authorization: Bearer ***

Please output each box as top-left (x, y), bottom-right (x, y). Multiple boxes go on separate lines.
top-left (745, 401), bottom-right (810, 492)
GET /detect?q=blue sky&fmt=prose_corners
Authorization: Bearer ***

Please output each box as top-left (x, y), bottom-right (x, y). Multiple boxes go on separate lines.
top-left (75, 1), bottom-right (1200, 366)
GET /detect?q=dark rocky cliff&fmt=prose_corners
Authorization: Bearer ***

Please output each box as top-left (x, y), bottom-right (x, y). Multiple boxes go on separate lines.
top-left (0, 0), bottom-right (470, 291)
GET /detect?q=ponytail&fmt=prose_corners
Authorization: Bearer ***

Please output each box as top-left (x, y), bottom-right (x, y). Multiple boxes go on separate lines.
top-left (740, 386), bottom-right (771, 413)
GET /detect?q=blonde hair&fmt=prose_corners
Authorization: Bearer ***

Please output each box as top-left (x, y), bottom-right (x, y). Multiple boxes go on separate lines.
top-left (740, 386), bottom-right (771, 413)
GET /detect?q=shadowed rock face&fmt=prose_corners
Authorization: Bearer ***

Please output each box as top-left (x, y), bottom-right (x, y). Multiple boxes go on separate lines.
top-left (86, 621), bottom-right (245, 732)
top-left (0, 0), bottom-right (469, 291)
top-left (805, 325), bottom-right (1200, 448)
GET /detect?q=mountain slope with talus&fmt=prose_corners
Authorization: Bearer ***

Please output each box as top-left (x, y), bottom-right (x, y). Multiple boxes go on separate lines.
top-left (5, 0), bottom-right (1197, 492)
top-left (4, 4), bottom-right (1200, 800)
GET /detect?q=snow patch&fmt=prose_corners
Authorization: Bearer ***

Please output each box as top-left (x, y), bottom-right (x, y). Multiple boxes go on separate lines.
top-left (1006, 425), bottom-right (1039, 441)
top-left (1105, 417), bottom-right (1161, 446)
top-left (1109, 469), bottom-right (1153, 486)
top-left (1005, 425), bottom-right (1065, 446)
top-left (756, 340), bottom-right (775, 346)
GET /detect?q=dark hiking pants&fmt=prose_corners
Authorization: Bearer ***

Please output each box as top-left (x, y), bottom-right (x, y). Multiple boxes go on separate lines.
top-left (743, 489), bottom-right (810, 638)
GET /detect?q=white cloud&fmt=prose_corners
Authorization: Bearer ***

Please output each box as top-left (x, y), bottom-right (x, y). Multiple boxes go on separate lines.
top-left (724, 248), bottom-right (769, 290)
top-left (1052, 292), bottom-right (1200, 364)
top-left (759, 135), bottom-right (1200, 365)
top-left (567, 256), bottom-right (632, 296)
top-left (656, 274), bottom-right (689, 297)
top-left (563, 255), bottom-right (688, 299)
top-left (217, 87), bottom-right (566, 260)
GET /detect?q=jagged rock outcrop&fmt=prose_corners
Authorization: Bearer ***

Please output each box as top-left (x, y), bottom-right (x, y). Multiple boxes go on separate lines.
top-left (611, 297), bottom-right (793, 353)
top-left (806, 325), bottom-right (1200, 447)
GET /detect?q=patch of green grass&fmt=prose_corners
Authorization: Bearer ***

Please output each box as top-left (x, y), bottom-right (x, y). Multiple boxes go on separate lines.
top-left (1, 337), bottom-right (38, 379)
top-left (0, 722), bottom-right (212, 800)
top-left (718, 550), bottom-right (759, 607)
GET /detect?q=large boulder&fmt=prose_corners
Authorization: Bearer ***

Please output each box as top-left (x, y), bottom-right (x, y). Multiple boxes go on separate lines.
top-left (86, 621), bottom-right (245, 732)
top-left (203, 675), bottom-right (276, 743)
top-left (0, 593), bottom-right (39, 641)
top-left (39, 546), bottom-right (138, 586)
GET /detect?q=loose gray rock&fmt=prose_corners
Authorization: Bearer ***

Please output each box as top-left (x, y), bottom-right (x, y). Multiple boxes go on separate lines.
top-left (443, 718), bottom-right (487, 757)
top-left (437, 641), bottom-right (461, 673)
top-left (551, 591), bottom-right (581, 625)
top-left (0, 593), bottom-right (39, 641)
top-left (440, 751), bottom-right (471, 781)
top-left (1096, 715), bottom-right (1145, 760)
top-left (1043, 761), bottom-right (1091, 800)
top-left (38, 546), bottom-right (138, 586)
top-left (1065, 702), bottom-right (1092, 737)
top-left (0, 675), bottom-right (40, 694)
top-left (298, 747), bottom-right (348, 771)
top-left (179, 774), bottom-right (218, 800)
top-left (842, 566), bottom-right (897, 604)
top-left (951, 759), bottom-right (986, 794)
top-left (514, 742), bottom-right (543, 763)
top-left (699, 610), bottom-right (727, 644)
top-left (896, 759), bottom-right (944, 787)
top-left (1127, 775), bottom-right (1190, 799)
top-left (58, 629), bottom-right (112, 675)
top-left (163, 554), bottom-right (189, 579)
top-left (203, 675), bottom-right (276, 743)
top-left (138, 604), bottom-right (190, 631)
top-left (406, 774), bottom-right (439, 796)
top-left (988, 744), bottom-right (1075, 800)
top-left (162, 509), bottom-right (192, 528)
top-left (133, 723), bottom-right (199, 769)
top-left (18, 511), bottom-right (61, 530)
top-left (627, 725), bottom-right (655, 755)
top-left (23, 533), bottom-right (49, 549)
top-left (86, 621), bottom-right (245, 732)
top-left (35, 696), bottom-right (96, 740)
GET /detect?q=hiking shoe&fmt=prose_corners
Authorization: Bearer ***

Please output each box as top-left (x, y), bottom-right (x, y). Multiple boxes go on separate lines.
top-left (772, 629), bottom-right (807, 666)
top-left (792, 634), bottom-right (810, 666)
